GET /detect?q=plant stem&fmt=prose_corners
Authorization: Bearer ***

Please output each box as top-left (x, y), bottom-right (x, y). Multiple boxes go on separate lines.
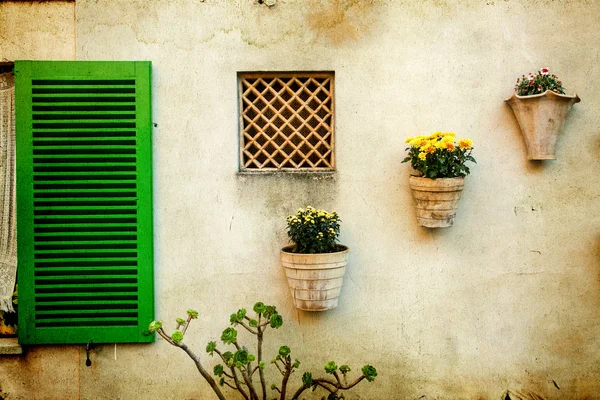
top-left (279, 357), bottom-right (292, 400)
top-left (257, 327), bottom-right (267, 400)
top-left (234, 342), bottom-right (259, 400)
top-left (215, 349), bottom-right (249, 400)
top-left (176, 342), bottom-right (226, 400)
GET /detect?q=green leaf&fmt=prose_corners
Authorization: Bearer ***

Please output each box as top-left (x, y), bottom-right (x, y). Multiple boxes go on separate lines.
top-left (362, 365), bottom-right (377, 382)
top-left (221, 327), bottom-right (238, 344)
top-left (233, 349), bottom-right (249, 366)
top-left (279, 345), bottom-right (291, 357)
top-left (213, 364), bottom-right (224, 377)
top-left (302, 372), bottom-right (313, 386)
top-left (249, 319), bottom-right (258, 328)
top-left (259, 361), bottom-right (265, 370)
top-left (171, 330), bottom-right (184, 344)
top-left (401, 157), bottom-right (411, 163)
top-left (222, 351), bottom-right (233, 363)
top-left (206, 341), bottom-right (217, 355)
top-left (176, 317), bottom-right (185, 325)
top-left (293, 359), bottom-right (300, 369)
top-left (253, 302), bottom-right (266, 314)
top-left (271, 384), bottom-right (278, 391)
top-left (187, 309), bottom-right (199, 319)
top-left (270, 314), bottom-right (283, 329)
top-left (248, 354), bottom-right (256, 362)
top-left (324, 361), bottom-right (338, 374)
top-left (148, 320), bottom-right (162, 333)
top-left (339, 365), bottom-right (351, 373)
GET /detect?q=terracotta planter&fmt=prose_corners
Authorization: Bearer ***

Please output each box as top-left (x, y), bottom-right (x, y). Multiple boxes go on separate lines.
top-left (409, 176), bottom-right (465, 228)
top-left (280, 245), bottom-right (348, 311)
top-left (505, 90), bottom-right (580, 160)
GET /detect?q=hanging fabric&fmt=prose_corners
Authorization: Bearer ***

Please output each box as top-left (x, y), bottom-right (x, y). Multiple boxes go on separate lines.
top-left (0, 72), bottom-right (17, 312)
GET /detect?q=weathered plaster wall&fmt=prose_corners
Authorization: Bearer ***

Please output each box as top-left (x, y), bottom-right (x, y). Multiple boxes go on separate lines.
top-left (0, 1), bottom-right (76, 62)
top-left (1, 0), bottom-right (600, 399)
top-left (0, 2), bottom-right (78, 399)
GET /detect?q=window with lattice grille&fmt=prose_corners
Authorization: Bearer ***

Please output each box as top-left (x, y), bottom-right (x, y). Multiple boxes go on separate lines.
top-left (238, 72), bottom-right (335, 171)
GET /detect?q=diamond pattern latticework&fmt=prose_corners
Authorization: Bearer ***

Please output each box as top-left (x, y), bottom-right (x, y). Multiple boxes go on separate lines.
top-left (239, 73), bottom-right (334, 171)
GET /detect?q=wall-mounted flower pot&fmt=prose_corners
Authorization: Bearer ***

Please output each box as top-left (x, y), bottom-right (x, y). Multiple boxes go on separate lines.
top-left (505, 90), bottom-right (580, 160)
top-left (409, 176), bottom-right (465, 228)
top-left (280, 245), bottom-right (348, 311)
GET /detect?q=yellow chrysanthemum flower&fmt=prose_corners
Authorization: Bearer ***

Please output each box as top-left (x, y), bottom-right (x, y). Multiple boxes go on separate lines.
top-left (458, 138), bottom-right (473, 149)
top-left (446, 142), bottom-right (456, 151)
top-left (442, 135), bottom-right (455, 144)
top-left (418, 152), bottom-right (427, 160)
top-left (404, 137), bottom-right (414, 144)
top-left (408, 138), bottom-right (421, 147)
top-left (420, 141), bottom-right (433, 152)
top-left (444, 132), bottom-right (456, 137)
top-left (434, 140), bottom-right (446, 149)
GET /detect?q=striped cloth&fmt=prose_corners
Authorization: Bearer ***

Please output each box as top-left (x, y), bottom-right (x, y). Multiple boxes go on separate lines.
top-left (0, 72), bottom-right (16, 313)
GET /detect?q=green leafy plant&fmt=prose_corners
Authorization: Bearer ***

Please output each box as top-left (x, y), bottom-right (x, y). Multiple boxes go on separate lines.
top-left (150, 302), bottom-right (376, 399)
top-left (514, 68), bottom-right (565, 96)
top-left (402, 132), bottom-right (476, 179)
top-left (285, 206), bottom-right (341, 254)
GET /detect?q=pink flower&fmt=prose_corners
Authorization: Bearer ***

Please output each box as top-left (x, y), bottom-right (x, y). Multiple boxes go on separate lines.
top-left (528, 74), bottom-right (535, 81)
top-left (541, 67), bottom-right (549, 75)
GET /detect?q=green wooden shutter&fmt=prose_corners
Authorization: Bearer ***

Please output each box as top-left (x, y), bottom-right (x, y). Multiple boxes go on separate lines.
top-left (15, 61), bottom-right (154, 344)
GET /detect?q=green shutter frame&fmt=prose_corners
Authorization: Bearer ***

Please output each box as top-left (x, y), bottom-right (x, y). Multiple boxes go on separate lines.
top-left (15, 61), bottom-right (154, 344)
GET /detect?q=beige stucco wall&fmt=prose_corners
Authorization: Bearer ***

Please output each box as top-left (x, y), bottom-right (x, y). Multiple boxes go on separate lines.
top-left (0, 1), bottom-right (76, 62)
top-left (1, 0), bottom-right (600, 399)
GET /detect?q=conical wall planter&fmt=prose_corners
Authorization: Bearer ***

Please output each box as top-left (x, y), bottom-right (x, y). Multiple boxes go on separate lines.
top-left (280, 246), bottom-right (348, 311)
top-left (505, 90), bottom-right (580, 160)
top-left (409, 176), bottom-right (465, 228)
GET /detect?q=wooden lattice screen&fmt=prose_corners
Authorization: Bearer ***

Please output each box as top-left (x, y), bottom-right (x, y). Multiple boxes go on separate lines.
top-left (239, 72), bottom-right (335, 171)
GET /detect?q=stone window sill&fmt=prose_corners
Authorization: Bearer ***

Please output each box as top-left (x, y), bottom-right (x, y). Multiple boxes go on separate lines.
top-left (0, 337), bottom-right (23, 355)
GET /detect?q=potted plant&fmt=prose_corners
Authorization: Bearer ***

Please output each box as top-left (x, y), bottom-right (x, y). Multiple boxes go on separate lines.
top-left (280, 206), bottom-right (348, 311)
top-left (0, 284), bottom-right (17, 337)
top-left (402, 133), bottom-right (476, 228)
top-left (505, 68), bottom-right (580, 160)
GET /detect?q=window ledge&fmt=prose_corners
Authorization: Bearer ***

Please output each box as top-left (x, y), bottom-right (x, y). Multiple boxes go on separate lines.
top-left (237, 170), bottom-right (336, 177)
top-left (0, 338), bottom-right (23, 355)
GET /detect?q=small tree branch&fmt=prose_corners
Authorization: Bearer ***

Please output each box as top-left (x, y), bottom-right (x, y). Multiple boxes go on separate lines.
top-left (176, 342), bottom-right (226, 400)
top-left (231, 367), bottom-right (250, 400)
top-left (222, 380), bottom-right (237, 391)
top-left (314, 380), bottom-right (336, 393)
top-left (273, 360), bottom-right (285, 376)
top-left (181, 315), bottom-right (193, 335)
top-left (156, 328), bottom-right (176, 346)
top-left (214, 349), bottom-right (250, 400)
top-left (333, 371), bottom-right (343, 386)
top-left (233, 342), bottom-right (259, 400)
top-left (238, 321), bottom-right (258, 335)
top-left (279, 356), bottom-right (293, 400)
top-left (341, 375), bottom-right (365, 390)
top-left (257, 328), bottom-right (267, 400)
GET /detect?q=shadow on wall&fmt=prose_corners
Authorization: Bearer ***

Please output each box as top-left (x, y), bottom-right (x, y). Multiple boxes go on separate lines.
top-left (236, 173), bottom-right (339, 220)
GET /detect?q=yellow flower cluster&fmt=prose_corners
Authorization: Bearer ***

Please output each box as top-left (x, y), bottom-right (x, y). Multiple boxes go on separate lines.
top-left (286, 206), bottom-right (338, 226)
top-left (405, 132), bottom-right (473, 161)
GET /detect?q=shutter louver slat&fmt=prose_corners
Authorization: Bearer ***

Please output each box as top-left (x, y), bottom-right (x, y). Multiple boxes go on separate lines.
top-left (16, 61), bottom-right (153, 344)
